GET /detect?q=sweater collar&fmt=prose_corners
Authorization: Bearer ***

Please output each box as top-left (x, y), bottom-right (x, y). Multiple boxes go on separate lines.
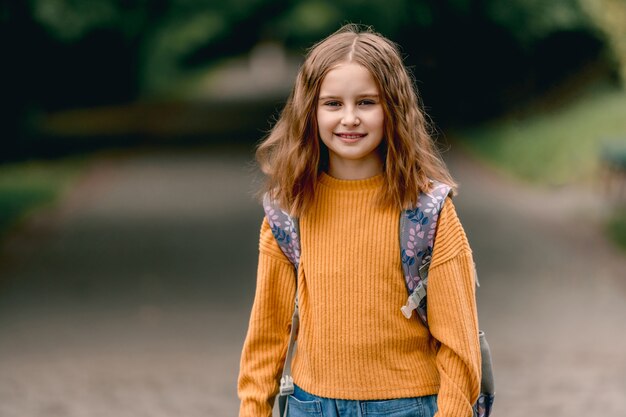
top-left (318, 171), bottom-right (384, 191)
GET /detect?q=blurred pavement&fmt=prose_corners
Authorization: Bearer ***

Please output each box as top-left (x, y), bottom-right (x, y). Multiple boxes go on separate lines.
top-left (0, 149), bottom-right (261, 417)
top-left (0, 147), bottom-right (625, 417)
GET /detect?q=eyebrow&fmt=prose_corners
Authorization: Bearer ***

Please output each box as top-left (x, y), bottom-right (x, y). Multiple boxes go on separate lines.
top-left (318, 94), bottom-right (380, 101)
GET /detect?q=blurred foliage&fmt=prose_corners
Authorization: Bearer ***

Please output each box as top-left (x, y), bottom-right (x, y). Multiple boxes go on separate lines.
top-left (31, 0), bottom-right (126, 41)
top-left (2, 0), bottom-right (626, 160)
top-left (485, 0), bottom-right (590, 45)
top-left (0, 157), bottom-right (84, 236)
top-left (457, 83), bottom-right (626, 185)
top-left (580, 0), bottom-right (626, 86)
top-left (6, 0), bottom-right (618, 98)
top-left (271, 0), bottom-right (342, 41)
top-left (607, 208), bottom-right (626, 251)
top-left (141, 10), bottom-right (227, 93)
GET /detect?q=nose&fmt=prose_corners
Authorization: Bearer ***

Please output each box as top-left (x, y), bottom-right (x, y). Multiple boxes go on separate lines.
top-left (341, 107), bottom-right (360, 126)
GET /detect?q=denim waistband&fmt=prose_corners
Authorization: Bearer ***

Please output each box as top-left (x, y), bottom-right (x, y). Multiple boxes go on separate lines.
top-left (286, 384), bottom-right (438, 417)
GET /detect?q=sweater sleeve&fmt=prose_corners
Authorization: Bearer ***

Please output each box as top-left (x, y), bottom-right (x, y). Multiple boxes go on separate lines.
top-left (427, 198), bottom-right (481, 417)
top-left (238, 217), bottom-right (297, 417)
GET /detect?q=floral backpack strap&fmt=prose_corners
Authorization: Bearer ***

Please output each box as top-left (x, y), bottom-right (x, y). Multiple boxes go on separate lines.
top-left (399, 181), bottom-right (452, 324)
top-left (262, 193), bottom-right (300, 417)
top-left (262, 193), bottom-right (301, 270)
top-left (399, 183), bottom-right (496, 417)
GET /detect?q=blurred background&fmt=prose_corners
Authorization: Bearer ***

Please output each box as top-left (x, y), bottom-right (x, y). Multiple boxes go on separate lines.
top-left (1, 1), bottom-right (625, 416)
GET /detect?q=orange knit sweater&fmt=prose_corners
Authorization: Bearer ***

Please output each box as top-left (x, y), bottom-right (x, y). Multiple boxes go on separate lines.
top-left (238, 173), bottom-right (481, 417)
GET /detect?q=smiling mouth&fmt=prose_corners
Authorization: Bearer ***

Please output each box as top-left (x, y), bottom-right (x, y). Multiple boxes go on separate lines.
top-left (335, 133), bottom-right (367, 140)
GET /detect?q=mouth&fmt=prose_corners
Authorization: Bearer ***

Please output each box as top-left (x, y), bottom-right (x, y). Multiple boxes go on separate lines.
top-left (335, 133), bottom-right (367, 142)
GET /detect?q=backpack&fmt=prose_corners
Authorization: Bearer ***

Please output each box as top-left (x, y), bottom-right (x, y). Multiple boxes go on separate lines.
top-left (263, 181), bottom-right (495, 417)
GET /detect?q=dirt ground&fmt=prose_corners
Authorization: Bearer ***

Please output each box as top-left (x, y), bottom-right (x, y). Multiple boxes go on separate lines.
top-left (0, 147), bottom-right (625, 417)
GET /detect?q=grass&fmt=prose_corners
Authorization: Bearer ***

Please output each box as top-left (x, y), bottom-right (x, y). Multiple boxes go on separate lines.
top-left (0, 157), bottom-right (85, 237)
top-left (456, 83), bottom-right (626, 186)
top-left (607, 209), bottom-right (626, 251)
top-left (456, 82), bottom-right (626, 251)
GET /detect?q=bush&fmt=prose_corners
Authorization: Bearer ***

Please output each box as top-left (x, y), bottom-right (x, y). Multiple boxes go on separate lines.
top-left (0, 158), bottom-right (84, 237)
top-left (607, 208), bottom-right (626, 251)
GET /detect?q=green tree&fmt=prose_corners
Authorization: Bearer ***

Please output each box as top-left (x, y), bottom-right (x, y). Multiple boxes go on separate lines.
top-left (580, 0), bottom-right (626, 86)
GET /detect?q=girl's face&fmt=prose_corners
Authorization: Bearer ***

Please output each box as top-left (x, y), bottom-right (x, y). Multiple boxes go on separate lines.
top-left (316, 62), bottom-right (384, 179)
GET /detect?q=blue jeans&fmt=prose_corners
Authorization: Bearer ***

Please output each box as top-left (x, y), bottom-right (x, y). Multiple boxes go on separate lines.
top-left (286, 385), bottom-right (438, 417)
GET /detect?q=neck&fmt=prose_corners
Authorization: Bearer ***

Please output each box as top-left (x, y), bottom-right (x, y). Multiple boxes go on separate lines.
top-left (327, 156), bottom-right (383, 180)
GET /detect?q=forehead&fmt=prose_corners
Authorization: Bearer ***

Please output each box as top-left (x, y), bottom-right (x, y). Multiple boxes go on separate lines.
top-left (319, 63), bottom-right (379, 95)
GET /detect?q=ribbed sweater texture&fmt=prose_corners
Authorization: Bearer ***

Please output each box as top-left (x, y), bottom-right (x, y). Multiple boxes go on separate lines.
top-left (238, 173), bottom-right (481, 417)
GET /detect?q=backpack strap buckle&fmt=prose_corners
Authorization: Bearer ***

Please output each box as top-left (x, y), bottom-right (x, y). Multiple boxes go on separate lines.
top-left (279, 375), bottom-right (294, 396)
top-left (400, 280), bottom-right (427, 319)
top-left (400, 296), bottom-right (417, 319)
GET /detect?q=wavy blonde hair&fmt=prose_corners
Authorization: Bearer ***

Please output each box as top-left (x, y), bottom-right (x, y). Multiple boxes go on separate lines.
top-left (256, 24), bottom-right (456, 216)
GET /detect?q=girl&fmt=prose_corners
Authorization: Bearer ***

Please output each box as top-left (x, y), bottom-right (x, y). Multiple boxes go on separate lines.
top-left (238, 24), bottom-right (481, 417)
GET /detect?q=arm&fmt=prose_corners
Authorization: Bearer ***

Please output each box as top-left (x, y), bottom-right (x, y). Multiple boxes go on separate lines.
top-left (238, 218), bottom-right (297, 417)
top-left (427, 199), bottom-right (481, 417)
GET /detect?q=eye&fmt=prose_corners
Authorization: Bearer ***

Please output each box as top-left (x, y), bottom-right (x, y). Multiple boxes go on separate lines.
top-left (324, 100), bottom-right (341, 107)
top-left (358, 99), bottom-right (376, 106)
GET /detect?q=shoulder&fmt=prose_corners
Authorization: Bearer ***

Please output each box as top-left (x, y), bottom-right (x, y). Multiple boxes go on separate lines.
top-left (430, 197), bottom-right (471, 268)
top-left (259, 216), bottom-right (294, 264)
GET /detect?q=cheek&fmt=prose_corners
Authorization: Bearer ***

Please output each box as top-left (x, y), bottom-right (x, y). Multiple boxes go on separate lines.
top-left (316, 110), bottom-right (322, 127)
top-left (316, 111), bottom-right (333, 132)
top-left (373, 110), bottom-right (385, 132)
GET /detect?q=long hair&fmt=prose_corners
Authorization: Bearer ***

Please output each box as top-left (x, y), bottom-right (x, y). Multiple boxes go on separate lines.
top-left (256, 24), bottom-right (456, 216)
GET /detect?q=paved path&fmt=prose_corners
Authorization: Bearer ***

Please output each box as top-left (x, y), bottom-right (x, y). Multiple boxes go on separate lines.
top-left (0, 147), bottom-right (625, 417)
top-left (448, 151), bottom-right (626, 417)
